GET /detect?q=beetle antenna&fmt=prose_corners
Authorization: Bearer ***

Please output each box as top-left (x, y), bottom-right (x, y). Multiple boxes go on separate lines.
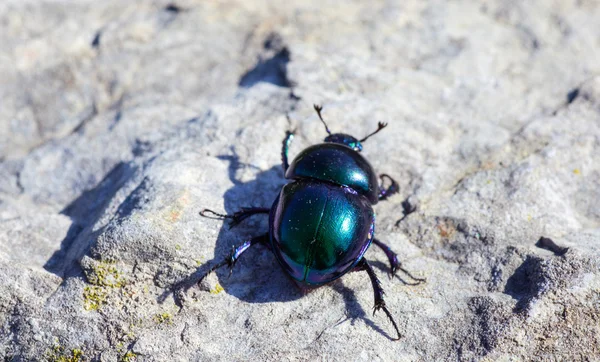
top-left (359, 122), bottom-right (388, 143)
top-left (313, 104), bottom-right (331, 135)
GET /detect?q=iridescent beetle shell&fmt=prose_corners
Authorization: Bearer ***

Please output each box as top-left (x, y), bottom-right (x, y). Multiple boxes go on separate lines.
top-left (270, 143), bottom-right (379, 286)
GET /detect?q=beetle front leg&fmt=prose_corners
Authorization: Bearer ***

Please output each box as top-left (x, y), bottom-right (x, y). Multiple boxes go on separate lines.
top-left (200, 207), bottom-right (270, 229)
top-left (281, 130), bottom-right (295, 172)
top-left (357, 259), bottom-right (401, 340)
top-left (198, 233), bottom-right (269, 285)
top-left (378, 174), bottom-right (399, 201)
top-left (372, 238), bottom-right (426, 285)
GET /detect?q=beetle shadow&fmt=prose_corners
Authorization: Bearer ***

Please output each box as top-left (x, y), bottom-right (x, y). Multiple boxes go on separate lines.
top-left (369, 260), bottom-right (422, 286)
top-left (169, 151), bottom-right (304, 305)
top-left (330, 281), bottom-right (397, 341)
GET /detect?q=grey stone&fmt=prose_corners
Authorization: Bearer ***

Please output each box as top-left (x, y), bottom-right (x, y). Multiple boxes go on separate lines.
top-left (1, 0), bottom-right (599, 361)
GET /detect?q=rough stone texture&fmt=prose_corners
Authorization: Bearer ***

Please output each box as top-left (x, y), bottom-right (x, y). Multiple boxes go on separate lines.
top-left (1, 0), bottom-right (599, 361)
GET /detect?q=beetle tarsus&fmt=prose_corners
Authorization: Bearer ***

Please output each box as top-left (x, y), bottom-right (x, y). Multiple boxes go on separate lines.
top-left (378, 174), bottom-right (399, 201)
top-left (197, 234), bottom-right (268, 286)
top-left (373, 238), bottom-right (426, 285)
top-left (359, 259), bottom-right (402, 340)
top-left (199, 207), bottom-right (269, 229)
top-left (200, 208), bottom-right (229, 219)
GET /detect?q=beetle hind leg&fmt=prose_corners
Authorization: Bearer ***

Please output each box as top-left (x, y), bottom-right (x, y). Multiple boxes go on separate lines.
top-left (200, 207), bottom-right (270, 229)
top-left (372, 238), bottom-right (426, 285)
top-left (198, 233), bottom-right (269, 285)
top-left (357, 259), bottom-right (401, 340)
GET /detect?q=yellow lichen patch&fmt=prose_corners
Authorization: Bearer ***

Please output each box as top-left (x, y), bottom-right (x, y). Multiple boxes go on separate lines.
top-left (175, 244), bottom-right (182, 251)
top-left (120, 351), bottom-right (138, 362)
top-left (573, 168), bottom-right (581, 175)
top-left (85, 262), bottom-right (125, 288)
top-left (83, 285), bottom-right (108, 311)
top-left (210, 282), bottom-right (224, 295)
top-left (153, 312), bottom-right (173, 325)
top-left (45, 345), bottom-right (84, 362)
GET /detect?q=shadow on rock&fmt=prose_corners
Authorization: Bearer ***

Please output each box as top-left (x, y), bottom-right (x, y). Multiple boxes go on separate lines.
top-left (44, 162), bottom-right (136, 278)
top-left (503, 255), bottom-right (548, 312)
top-left (330, 281), bottom-right (394, 341)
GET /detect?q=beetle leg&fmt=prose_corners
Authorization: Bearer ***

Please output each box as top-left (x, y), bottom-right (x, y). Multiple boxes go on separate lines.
top-left (378, 174), bottom-right (399, 201)
top-left (372, 238), bottom-right (426, 285)
top-left (200, 207), bottom-right (270, 229)
top-left (281, 129), bottom-right (295, 172)
top-left (198, 233), bottom-right (269, 285)
top-left (357, 259), bottom-right (401, 340)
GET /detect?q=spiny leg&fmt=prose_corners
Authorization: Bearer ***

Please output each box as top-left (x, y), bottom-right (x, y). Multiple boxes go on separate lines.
top-left (378, 173), bottom-right (399, 201)
top-left (200, 207), bottom-right (269, 229)
top-left (281, 129), bottom-right (295, 172)
top-left (198, 233), bottom-right (269, 285)
top-left (357, 259), bottom-right (401, 340)
top-left (372, 238), bottom-right (426, 285)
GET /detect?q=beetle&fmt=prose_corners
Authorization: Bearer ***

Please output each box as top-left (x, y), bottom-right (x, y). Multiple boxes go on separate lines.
top-left (199, 105), bottom-right (425, 340)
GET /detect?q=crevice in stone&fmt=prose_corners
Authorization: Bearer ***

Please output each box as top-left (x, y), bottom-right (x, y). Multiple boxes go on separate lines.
top-left (164, 3), bottom-right (182, 13)
top-left (72, 102), bottom-right (98, 134)
top-left (551, 76), bottom-right (597, 115)
top-left (535, 236), bottom-right (568, 256)
top-left (503, 255), bottom-right (549, 312)
top-left (14, 169), bottom-right (24, 194)
top-left (566, 88), bottom-right (580, 105)
top-left (108, 94), bottom-right (125, 131)
top-left (239, 33), bottom-right (292, 88)
top-left (132, 139), bottom-right (152, 157)
top-left (91, 30), bottom-right (101, 48)
top-left (158, 3), bottom-right (186, 27)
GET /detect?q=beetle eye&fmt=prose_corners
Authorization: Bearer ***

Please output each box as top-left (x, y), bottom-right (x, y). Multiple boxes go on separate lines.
top-left (348, 142), bottom-right (363, 152)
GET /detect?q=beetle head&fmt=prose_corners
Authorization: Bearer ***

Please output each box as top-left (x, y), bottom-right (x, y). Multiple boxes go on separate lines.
top-left (324, 133), bottom-right (363, 151)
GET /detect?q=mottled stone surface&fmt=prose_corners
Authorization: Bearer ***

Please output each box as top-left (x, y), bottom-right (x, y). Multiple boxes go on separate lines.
top-left (1, 0), bottom-right (599, 361)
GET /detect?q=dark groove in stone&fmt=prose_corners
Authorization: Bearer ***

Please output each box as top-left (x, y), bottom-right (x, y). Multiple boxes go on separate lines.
top-left (536, 236), bottom-right (568, 256)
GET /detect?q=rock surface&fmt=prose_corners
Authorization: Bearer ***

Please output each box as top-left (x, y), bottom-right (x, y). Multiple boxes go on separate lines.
top-left (1, 0), bottom-right (600, 360)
